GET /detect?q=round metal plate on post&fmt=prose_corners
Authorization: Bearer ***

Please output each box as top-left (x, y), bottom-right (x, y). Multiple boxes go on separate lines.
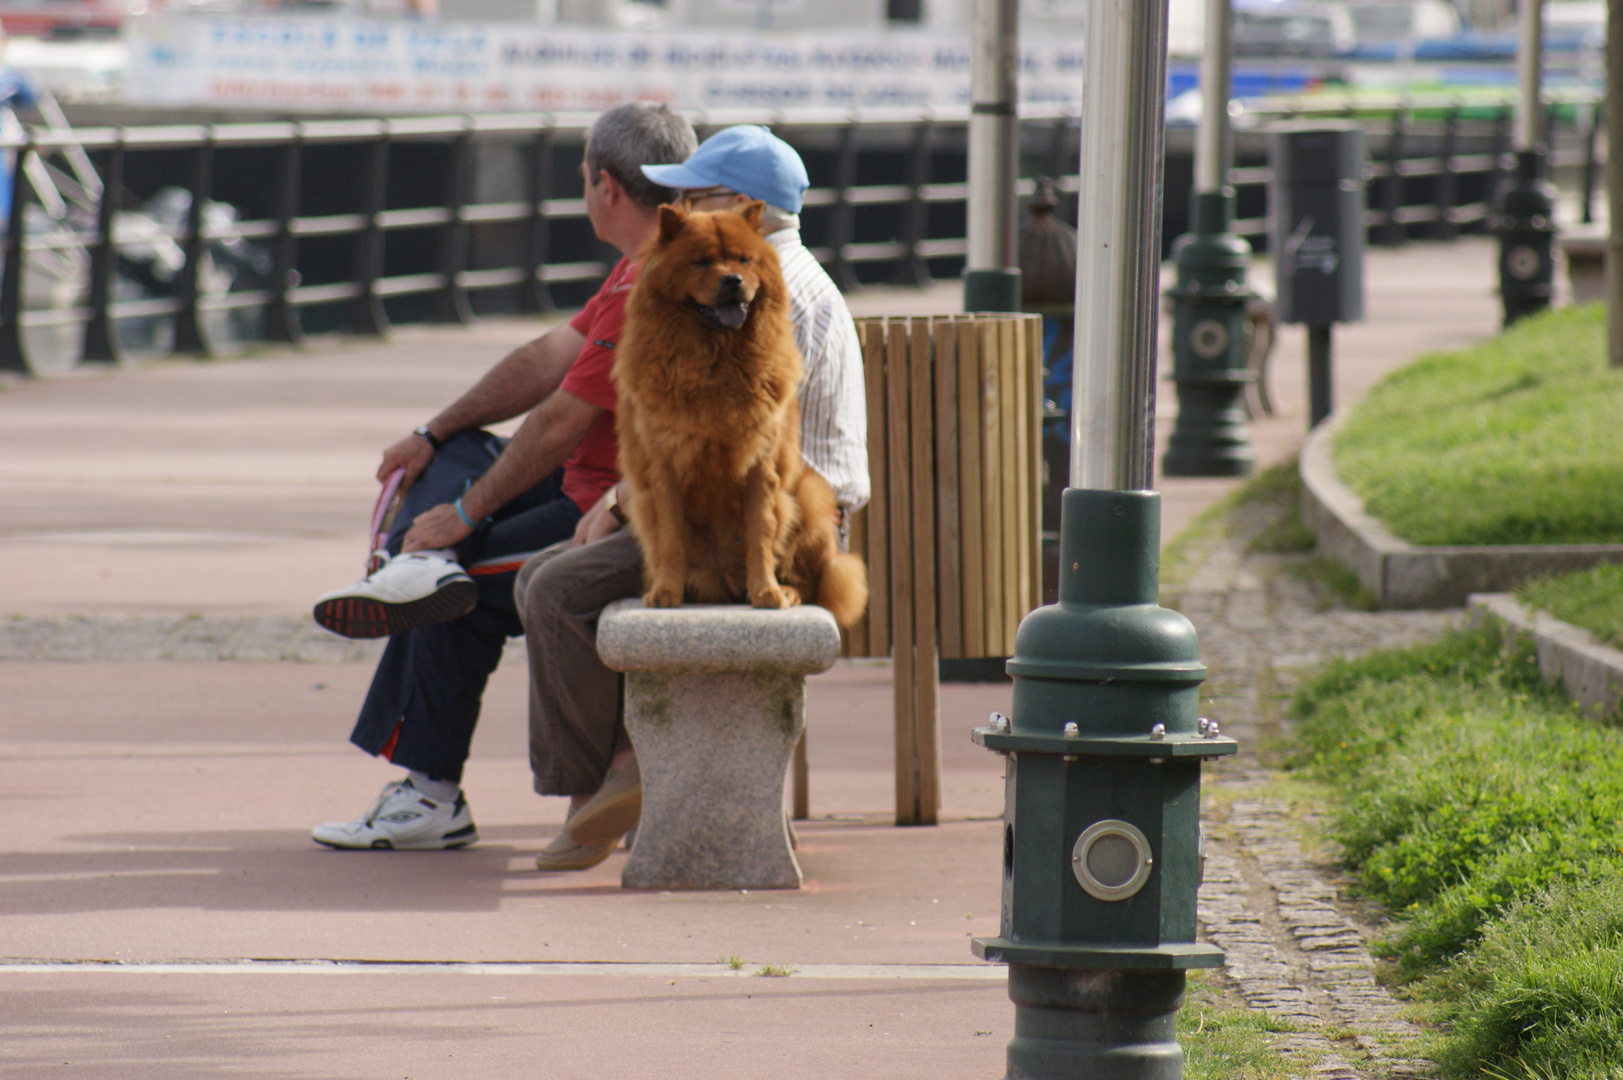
top-left (1507, 245), bottom-right (1542, 280)
top-left (1190, 319), bottom-right (1229, 359)
top-left (1071, 819), bottom-right (1154, 901)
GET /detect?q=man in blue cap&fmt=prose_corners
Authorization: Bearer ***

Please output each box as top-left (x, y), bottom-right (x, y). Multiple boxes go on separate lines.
top-left (514, 125), bottom-right (871, 871)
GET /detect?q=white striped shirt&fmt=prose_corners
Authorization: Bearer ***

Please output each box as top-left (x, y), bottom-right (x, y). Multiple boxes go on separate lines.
top-left (768, 228), bottom-right (871, 512)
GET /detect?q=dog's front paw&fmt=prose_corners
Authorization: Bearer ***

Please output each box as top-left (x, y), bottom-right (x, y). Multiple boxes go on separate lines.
top-left (750, 584), bottom-right (790, 610)
top-left (643, 584), bottom-right (683, 608)
top-left (778, 585), bottom-right (802, 607)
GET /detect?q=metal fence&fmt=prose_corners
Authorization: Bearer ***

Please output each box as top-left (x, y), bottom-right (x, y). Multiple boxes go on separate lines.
top-left (0, 92), bottom-right (1603, 375)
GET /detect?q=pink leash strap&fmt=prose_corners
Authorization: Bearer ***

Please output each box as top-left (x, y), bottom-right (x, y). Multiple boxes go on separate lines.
top-left (368, 468), bottom-right (406, 574)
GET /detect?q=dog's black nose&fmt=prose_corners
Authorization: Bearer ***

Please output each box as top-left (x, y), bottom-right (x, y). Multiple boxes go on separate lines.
top-left (720, 274), bottom-right (744, 292)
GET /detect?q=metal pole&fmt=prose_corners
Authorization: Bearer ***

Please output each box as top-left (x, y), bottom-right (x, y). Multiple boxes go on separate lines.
top-left (1515, 0), bottom-right (1544, 151)
top-left (1609, 0), bottom-right (1623, 366)
top-left (1070, 0), bottom-right (1170, 490)
top-left (963, 0), bottom-right (1022, 312)
top-left (1194, 0), bottom-right (1231, 193)
top-left (1307, 325), bottom-right (1333, 427)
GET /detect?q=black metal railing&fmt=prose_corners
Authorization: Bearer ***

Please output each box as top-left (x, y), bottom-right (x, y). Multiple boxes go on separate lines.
top-left (0, 91), bottom-right (1602, 375)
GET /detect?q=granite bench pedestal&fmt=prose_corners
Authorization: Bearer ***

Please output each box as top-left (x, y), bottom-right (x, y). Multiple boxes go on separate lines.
top-left (596, 600), bottom-right (841, 891)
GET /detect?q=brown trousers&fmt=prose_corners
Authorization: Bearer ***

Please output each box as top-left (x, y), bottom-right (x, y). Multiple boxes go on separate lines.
top-left (514, 529), bottom-right (644, 798)
top-left (516, 516), bottom-right (848, 798)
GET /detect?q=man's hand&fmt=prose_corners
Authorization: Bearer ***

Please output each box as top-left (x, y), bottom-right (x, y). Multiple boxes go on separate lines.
top-left (379, 432), bottom-right (436, 489)
top-left (573, 486), bottom-right (625, 546)
top-left (402, 503), bottom-right (474, 552)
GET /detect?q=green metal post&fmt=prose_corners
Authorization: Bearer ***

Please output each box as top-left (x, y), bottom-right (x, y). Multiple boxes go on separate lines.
top-left (1163, 190), bottom-right (1255, 476)
top-left (974, 490), bottom-right (1235, 1076)
top-left (1495, 149), bottom-right (1557, 327)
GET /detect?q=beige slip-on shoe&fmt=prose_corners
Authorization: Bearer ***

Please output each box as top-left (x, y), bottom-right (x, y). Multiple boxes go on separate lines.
top-left (566, 758), bottom-right (642, 845)
top-left (534, 828), bottom-right (617, 871)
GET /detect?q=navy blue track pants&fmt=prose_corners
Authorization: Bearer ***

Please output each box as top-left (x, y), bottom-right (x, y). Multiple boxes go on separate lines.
top-left (347, 430), bottom-right (583, 783)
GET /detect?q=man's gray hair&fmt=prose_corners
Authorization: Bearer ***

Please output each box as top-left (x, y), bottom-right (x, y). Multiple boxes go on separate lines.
top-left (585, 103), bottom-right (698, 208)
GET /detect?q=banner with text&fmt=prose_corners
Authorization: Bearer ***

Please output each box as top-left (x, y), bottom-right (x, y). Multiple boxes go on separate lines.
top-left (123, 17), bottom-right (1088, 113)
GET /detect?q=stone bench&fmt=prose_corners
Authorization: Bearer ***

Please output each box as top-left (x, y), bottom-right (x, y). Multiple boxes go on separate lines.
top-left (595, 599), bottom-right (841, 890)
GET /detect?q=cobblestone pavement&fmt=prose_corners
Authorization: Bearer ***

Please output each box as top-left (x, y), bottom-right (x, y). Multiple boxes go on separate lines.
top-left (1174, 498), bottom-right (1456, 1078)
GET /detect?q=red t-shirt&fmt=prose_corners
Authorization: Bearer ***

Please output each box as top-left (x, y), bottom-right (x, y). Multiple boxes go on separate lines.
top-left (559, 257), bottom-right (636, 512)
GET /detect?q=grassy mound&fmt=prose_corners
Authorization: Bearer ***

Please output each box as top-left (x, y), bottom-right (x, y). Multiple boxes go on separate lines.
top-left (1289, 620), bottom-right (1623, 1076)
top-left (1517, 562), bottom-right (1623, 650)
top-left (1334, 304), bottom-right (1623, 545)
top-left (1430, 873), bottom-right (1623, 1079)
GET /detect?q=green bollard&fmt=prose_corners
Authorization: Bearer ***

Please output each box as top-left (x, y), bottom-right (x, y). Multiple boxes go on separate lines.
top-left (1163, 189), bottom-right (1255, 478)
top-left (1494, 148), bottom-right (1557, 328)
top-left (965, 267), bottom-right (1025, 315)
top-left (974, 488), bottom-right (1236, 1079)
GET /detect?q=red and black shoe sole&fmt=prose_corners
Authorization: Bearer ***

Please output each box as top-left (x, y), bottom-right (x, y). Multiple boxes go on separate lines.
top-left (313, 578), bottom-right (480, 639)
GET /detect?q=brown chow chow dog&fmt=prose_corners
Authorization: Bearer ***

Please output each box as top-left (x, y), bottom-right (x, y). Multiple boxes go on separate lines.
top-left (612, 201), bottom-right (868, 627)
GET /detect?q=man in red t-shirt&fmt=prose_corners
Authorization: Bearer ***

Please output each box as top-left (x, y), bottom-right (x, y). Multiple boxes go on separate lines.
top-left (304, 104), bottom-right (697, 852)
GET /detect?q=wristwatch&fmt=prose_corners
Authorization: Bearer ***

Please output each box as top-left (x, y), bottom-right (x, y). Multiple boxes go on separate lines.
top-left (602, 484), bottom-right (628, 524)
top-left (413, 425), bottom-right (444, 452)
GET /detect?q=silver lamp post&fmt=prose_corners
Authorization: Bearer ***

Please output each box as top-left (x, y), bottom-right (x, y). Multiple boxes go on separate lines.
top-left (963, 0), bottom-right (1023, 313)
top-left (1070, 0), bottom-right (1169, 490)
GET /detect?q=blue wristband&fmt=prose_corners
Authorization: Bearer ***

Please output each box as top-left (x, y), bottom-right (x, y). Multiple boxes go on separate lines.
top-left (453, 497), bottom-right (479, 529)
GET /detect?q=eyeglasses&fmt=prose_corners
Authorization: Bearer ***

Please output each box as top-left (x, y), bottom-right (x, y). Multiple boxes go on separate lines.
top-left (680, 187), bottom-right (737, 209)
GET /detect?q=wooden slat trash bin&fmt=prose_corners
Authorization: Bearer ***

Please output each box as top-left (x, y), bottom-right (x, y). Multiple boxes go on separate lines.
top-left (790, 313), bottom-right (1045, 827)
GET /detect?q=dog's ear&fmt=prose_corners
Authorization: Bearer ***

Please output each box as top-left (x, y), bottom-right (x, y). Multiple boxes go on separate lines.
top-left (658, 203), bottom-right (688, 243)
top-left (735, 200), bottom-right (765, 229)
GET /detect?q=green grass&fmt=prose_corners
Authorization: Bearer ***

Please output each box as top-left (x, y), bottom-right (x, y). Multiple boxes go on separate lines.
top-left (1179, 971), bottom-right (1309, 1080)
top-left (1289, 620), bottom-right (1623, 976)
top-left (1335, 304), bottom-right (1623, 546)
top-left (1288, 620), bottom-right (1623, 1076)
top-left (1427, 872), bottom-right (1623, 1079)
top-left (1516, 562), bottom-right (1623, 650)
top-left (1243, 464), bottom-right (1316, 556)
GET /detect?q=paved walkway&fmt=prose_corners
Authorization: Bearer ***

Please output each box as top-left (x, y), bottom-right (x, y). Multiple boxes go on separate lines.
top-left (1, 239), bottom-right (1507, 1077)
top-left (1179, 495), bottom-right (1455, 1077)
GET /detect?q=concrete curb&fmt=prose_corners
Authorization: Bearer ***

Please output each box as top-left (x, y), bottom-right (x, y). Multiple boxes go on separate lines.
top-left (1468, 593), bottom-right (1623, 720)
top-left (1299, 417), bottom-right (1623, 609)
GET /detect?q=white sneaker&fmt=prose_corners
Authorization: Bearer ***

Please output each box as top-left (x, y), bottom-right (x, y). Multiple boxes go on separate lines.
top-left (311, 778), bottom-right (478, 850)
top-left (313, 551), bottom-right (478, 639)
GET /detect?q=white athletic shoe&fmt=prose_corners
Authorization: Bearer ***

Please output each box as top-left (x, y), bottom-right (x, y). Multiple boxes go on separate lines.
top-left (313, 551), bottom-right (478, 639)
top-left (311, 778), bottom-right (479, 850)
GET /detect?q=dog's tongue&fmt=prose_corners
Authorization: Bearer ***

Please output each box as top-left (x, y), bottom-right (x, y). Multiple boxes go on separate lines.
top-left (711, 302), bottom-right (748, 329)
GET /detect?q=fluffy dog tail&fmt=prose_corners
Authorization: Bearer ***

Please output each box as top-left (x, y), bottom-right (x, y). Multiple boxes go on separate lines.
top-left (817, 553), bottom-right (870, 629)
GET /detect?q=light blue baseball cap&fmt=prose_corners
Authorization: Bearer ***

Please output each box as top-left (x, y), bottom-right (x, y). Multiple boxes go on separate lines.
top-left (641, 125), bottom-right (810, 214)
